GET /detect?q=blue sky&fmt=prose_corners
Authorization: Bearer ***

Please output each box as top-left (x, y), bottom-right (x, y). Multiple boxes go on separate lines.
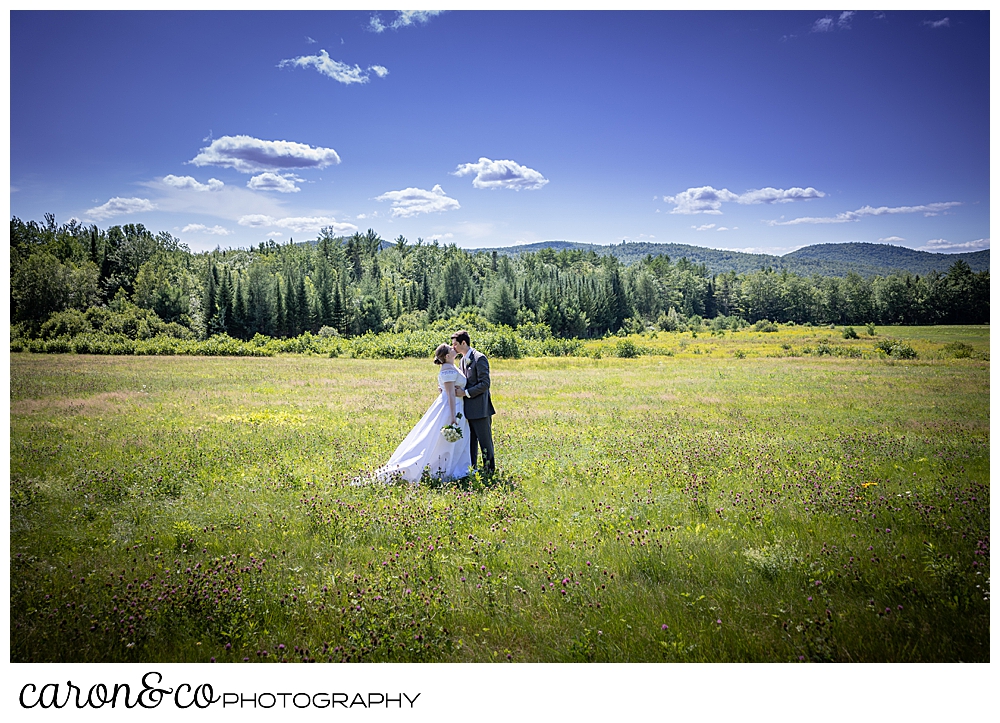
top-left (9, 9), bottom-right (990, 254)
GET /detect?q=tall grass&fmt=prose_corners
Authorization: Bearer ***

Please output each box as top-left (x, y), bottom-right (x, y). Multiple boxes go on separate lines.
top-left (9, 327), bottom-right (989, 662)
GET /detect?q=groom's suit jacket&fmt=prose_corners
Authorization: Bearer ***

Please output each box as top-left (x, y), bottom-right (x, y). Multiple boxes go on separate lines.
top-left (461, 347), bottom-right (496, 420)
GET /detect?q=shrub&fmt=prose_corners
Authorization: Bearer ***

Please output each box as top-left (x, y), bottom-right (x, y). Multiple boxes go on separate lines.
top-left (614, 339), bottom-right (640, 358)
top-left (40, 309), bottom-right (92, 339)
top-left (866, 322), bottom-right (877, 336)
top-left (942, 342), bottom-right (975, 359)
top-left (527, 337), bottom-right (582, 357)
top-left (477, 326), bottom-right (524, 359)
top-left (875, 338), bottom-right (918, 360)
top-left (753, 319), bottom-right (778, 333)
top-left (515, 321), bottom-right (552, 340)
top-left (842, 326), bottom-right (859, 339)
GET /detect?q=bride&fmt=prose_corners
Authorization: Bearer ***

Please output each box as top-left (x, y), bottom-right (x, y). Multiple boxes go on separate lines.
top-left (367, 343), bottom-right (472, 484)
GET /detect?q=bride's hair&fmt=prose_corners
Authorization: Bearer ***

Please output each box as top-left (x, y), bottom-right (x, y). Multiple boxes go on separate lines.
top-left (433, 343), bottom-right (451, 365)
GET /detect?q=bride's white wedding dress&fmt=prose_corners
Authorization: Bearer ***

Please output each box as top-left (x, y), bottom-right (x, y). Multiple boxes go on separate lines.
top-left (371, 364), bottom-right (472, 483)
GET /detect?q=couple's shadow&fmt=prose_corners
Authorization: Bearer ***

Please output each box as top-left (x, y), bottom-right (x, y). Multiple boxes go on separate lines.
top-left (423, 467), bottom-right (511, 492)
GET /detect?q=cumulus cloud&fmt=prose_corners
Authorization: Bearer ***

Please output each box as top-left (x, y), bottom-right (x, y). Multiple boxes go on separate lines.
top-left (247, 172), bottom-right (302, 193)
top-left (921, 238), bottom-right (989, 251)
top-left (693, 223), bottom-right (716, 231)
top-left (665, 185), bottom-right (824, 214)
top-left (238, 215), bottom-right (358, 235)
top-left (163, 175), bottom-right (224, 192)
top-left (877, 236), bottom-right (906, 243)
top-left (369, 10), bottom-right (444, 33)
top-left (375, 184), bottom-right (460, 217)
top-left (85, 197), bottom-right (155, 220)
top-left (453, 157), bottom-right (549, 191)
top-left (278, 49), bottom-right (388, 85)
top-left (181, 224), bottom-right (232, 235)
top-left (924, 18), bottom-right (950, 29)
top-left (766, 201), bottom-right (962, 226)
top-left (190, 135), bottom-right (340, 174)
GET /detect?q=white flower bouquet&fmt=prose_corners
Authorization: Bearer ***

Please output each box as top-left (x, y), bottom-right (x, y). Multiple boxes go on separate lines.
top-left (442, 413), bottom-right (463, 443)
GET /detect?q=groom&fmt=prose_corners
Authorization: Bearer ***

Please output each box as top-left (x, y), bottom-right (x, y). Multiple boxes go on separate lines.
top-left (451, 330), bottom-right (496, 475)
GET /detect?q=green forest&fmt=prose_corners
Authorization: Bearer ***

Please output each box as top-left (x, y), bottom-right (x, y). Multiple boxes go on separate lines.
top-left (10, 215), bottom-right (989, 350)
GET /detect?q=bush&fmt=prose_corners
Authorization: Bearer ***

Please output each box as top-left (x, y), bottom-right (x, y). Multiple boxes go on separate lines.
top-left (875, 338), bottom-right (918, 360)
top-left (866, 322), bottom-right (877, 336)
top-left (347, 330), bottom-right (440, 360)
top-left (842, 326), bottom-right (859, 339)
top-left (477, 326), bottom-right (524, 359)
top-left (614, 339), bottom-right (641, 358)
top-left (515, 321), bottom-right (552, 340)
top-left (39, 309), bottom-right (91, 339)
top-left (527, 337), bottom-right (582, 357)
top-left (753, 320), bottom-right (778, 333)
top-left (942, 342), bottom-right (975, 359)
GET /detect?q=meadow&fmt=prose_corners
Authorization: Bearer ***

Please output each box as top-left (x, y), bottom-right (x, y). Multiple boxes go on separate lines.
top-left (9, 325), bottom-right (989, 662)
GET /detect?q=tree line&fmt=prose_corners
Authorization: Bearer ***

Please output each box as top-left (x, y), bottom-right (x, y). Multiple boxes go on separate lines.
top-left (10, 215), bottom-right (990, 342)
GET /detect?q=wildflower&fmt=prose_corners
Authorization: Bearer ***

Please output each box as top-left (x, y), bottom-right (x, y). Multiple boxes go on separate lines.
top-left (661, 624), bottom-right (669, 630)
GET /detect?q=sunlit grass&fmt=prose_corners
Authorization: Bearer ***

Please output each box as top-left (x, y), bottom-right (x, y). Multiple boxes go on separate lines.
top-left (9, 326), bottom-right (989, 662)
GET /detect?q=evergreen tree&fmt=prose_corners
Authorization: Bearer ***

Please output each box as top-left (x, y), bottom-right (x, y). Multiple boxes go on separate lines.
top-left (486, 281), bottom-right (518, 327)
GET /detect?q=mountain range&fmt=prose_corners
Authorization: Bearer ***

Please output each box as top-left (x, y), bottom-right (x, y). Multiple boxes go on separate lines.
top-left (474, 240), bottom-right (989, 278)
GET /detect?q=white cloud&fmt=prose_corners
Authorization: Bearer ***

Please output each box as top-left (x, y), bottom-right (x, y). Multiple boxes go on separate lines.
top-left (428, 233), bottom-right (454, 241)
top-left (693, 223), bottom-right (717, 231)
top-left (190, 135), bottom-right (341, 174)
top-left (278, 49), bottom-right (389, 85)
top-left (766, 201), bottom-right (962, 226)
top-left (453, 157), bottom-right (549, 191)
top-left (812, 17), bottom-right (835, 32)
top-left (921, 238), bottom-right (989, 251)
top-left (266, 231), bottom-right (284, 238)
top-left (924, 18), bottom-right (950, 29)
top-left (375, 184), bottom-right (460, 217)
top-left (369, 10), bottom-right (444, 33)
top-left (305, 36), bottom-right (316, 44)
top-left (665, 185), bottom-right (824, 214)
top-left (877, 236), bottom-right (906, 243)
top-left (181, 224), bottom-right (232, 236)
top-left (85, 197), bottom-right (155, 220)
top-left (162, 174), bottom-right (224, 192)
top-left (238, 215), bottom-right (357, 235)
top-left (716, 226), bottom-right (731, 231)
top-left (247, 172), bottom-right (302, 193)
top-left (838, 11), bottom-right (855, 29)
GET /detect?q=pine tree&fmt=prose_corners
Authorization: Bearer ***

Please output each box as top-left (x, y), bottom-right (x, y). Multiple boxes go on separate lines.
top-left (232, 274), bottom-right (247, 339)
top-left (201, 261), bottom-right (218, 338)
top-left (274, 277), bottom-right (287, 338)
top-left (295, 272), bottom-right (308, 335)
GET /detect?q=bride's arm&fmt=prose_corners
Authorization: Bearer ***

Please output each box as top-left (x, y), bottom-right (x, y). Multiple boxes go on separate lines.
top-left (441, 380), bottom-right (456, 425)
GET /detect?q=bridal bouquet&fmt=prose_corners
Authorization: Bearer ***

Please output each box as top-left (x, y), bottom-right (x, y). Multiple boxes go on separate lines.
top-left (442, 413), bottom-right (463, 443)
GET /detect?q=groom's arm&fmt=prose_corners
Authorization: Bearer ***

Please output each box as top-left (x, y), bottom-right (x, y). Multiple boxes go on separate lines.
top-left (463, 354), bottom-right (491, 399)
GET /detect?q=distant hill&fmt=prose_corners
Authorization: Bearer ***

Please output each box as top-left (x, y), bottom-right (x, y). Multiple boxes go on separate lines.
top-left (475, 240), bottom-right (989, 278)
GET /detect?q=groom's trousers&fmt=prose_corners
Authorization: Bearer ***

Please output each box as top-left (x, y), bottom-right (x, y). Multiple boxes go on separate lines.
top-left (467, 415), bottom-right (495, 473)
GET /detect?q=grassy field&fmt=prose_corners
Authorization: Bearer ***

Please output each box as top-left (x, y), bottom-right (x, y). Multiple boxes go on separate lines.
top-left (9, 325), bottom-right (989, 662)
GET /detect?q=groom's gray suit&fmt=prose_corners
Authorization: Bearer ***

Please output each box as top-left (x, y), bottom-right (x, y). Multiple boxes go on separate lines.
top-left (461, 347), bottom-right (496, 473)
